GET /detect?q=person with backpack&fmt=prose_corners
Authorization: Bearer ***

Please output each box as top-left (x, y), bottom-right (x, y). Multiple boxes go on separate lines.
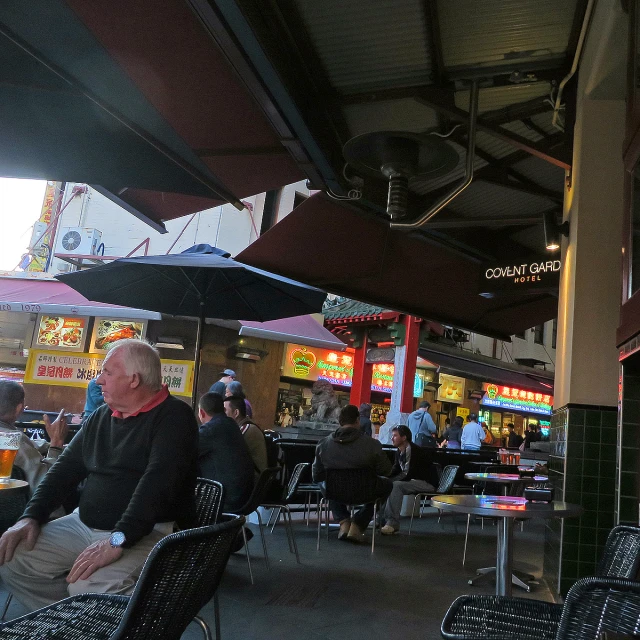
top-left (407, 401), bottom-right (438, 447)
top-left (224, 395), bottom-right (267, 475)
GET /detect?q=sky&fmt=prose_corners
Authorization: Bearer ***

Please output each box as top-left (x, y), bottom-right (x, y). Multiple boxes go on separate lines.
top-left (0, 178), bottom-right (47, 270)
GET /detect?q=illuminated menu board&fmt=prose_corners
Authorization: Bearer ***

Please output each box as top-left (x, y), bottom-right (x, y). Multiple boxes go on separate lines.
top-left (36, 315), bottom-right (87, 351)
top-left (481, 382), bottom-right (553, 415)
top-left (283, 344), bottom-right (426, 397)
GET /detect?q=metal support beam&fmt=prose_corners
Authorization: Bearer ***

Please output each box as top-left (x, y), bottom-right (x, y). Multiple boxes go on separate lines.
top-left (415, 93), bottom-right (571, 169)
top-left (422, 216), bottom-right (542, 229)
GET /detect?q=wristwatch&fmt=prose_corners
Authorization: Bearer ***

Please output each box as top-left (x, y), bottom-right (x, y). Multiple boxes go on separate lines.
top-left (109, 531), bottom-right (126, 548)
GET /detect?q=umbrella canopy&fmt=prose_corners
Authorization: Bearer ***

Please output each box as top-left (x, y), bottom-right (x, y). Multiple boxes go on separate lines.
top-left (57, 244), bottom-right (327, 403)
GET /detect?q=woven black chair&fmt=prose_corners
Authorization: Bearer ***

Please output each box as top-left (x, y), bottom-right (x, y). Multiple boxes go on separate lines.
top-left (408, 464), bottom-right (459, 535)
top-left (260, 462), bottom-right (310, 564)
top-left (316, 468), bottom-right (390, 554)
top-left (0, 515), bottom-right (244, 640)
top-left (441, 527), bottom-right (640, 640)
top-left (194, 478), bottom-right (225, 526)
top-left (441, 577), bottom-right (640, 640)
top-left (597, 526), bottom-right (640, 578)
top-left (236, 466), bottom-right (281, 585)
top-left (192, 478), bottom-right (225, 640)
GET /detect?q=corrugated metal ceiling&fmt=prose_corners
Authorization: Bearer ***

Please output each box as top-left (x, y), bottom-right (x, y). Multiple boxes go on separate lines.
top-left (454, 82), bottom-right (552, 113)
top-left (438, 0), bottom-right (577, 70)
top-left (512, 155), bottom-right (565, 192)
top-left (295, 0), bottom-right (432, 95)
top-left (343, 98), bottom-right (439, 137)
top-left (445, 180), bottom-right (553, 218)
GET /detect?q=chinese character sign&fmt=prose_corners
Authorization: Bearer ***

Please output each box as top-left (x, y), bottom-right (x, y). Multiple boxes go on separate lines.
top-left (482, 382), bottom-right (553, 414)
top-left (25, 350), bottom-right (194, 397)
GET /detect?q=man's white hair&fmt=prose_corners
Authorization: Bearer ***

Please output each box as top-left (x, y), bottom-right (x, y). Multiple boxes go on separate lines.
top-left (106, 339), bottom-right (162, 390)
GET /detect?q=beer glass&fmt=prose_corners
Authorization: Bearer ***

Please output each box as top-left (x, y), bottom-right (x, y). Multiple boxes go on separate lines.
top-left (0, 432), bottom-right (21, 482)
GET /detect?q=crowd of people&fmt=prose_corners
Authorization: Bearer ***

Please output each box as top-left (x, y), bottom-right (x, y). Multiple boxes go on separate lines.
top-left (0, 341), bottom-right (545, 614)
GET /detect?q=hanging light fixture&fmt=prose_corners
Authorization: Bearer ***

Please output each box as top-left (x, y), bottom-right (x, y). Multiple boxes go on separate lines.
top-left (543, 210), bottom-right (569, 251)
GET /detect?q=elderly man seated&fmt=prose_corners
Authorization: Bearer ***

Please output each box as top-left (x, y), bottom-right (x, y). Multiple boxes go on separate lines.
top-left (0, 339), bottom-right (198, 612)
top-left (0, 381), bottom-right (68, 494)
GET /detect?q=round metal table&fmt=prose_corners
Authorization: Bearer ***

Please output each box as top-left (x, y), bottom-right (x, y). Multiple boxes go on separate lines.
top-left (465, 472), bottom-right (548, 486)
top-left (431, 495), bottom-right (583, 597)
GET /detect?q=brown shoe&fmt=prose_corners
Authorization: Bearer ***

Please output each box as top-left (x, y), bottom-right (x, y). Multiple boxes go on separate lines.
top-left (346, 522), bottom-right (366, 544)
top-left (338, 518), bottom-right (351, 540)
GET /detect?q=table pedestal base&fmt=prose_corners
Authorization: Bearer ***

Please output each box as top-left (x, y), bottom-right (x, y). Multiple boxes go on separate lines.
top-left (468, 567), bottom-right (533, 592)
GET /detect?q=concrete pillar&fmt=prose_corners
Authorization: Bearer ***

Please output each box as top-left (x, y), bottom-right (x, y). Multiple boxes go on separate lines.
top-left (544, 0), bottom-right (626, 597)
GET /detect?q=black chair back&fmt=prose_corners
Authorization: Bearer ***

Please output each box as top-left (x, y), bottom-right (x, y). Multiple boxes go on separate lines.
top-left (111, 515), bottom-right (244, 640)
top-left (597, 525), bottom-right (640, 578)
top-left (194, 478), bottom-right (225, 526)
top-left (238, 467), bottom-right (281, 515)
top-left (284, 462), bottom-right (310, 501)
top-left (556, 577), bottom-right (640, 640)
top-left (437, 465), bottom-right (459, 494)
top-left (323, 468), bottom-right (382, 505)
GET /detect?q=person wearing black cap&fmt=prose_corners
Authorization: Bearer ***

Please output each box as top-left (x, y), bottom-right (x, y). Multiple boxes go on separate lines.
top-left (209, 369), bottom-right (236, 396)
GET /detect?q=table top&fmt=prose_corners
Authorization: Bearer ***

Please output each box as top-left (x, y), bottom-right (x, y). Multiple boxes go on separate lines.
top-left (0, 479), bottom-right (28, 492)
top-left (465, 473), bottom-right (548, 483)
top-left (431, 494), bottom-right (583, 519)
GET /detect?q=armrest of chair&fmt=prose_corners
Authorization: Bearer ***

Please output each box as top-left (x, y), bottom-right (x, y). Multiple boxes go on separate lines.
top-left (441, 594), bottom-right (563, 640)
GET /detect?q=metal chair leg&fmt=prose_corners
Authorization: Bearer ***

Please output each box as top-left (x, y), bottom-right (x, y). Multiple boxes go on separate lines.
top-left (1, 593), bottom-right (12, 621)
top-left (326, 500), bottom-right (330, 541)
top-left (213, 592), bottom-right (221, 639)
top-left (256, 509), bottom-right (270, 570)
top-left (409, 494), bottom-right (419, 536)
top-left (463, 513), bottom-right (470, 566)
top-left (316, 498), bottom-right (324, 551)
top-left (193, 615), bottom-right (214, 640)
top-left (371, 502), bottom-right (377, 553)
top-left (242, 526), bottom-right (254, 585)
top-left (284, 506), bottom-right (301, 563)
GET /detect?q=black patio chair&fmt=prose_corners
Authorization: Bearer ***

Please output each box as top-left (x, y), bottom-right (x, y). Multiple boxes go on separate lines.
top-left (316, 468), bottom-right (390, 553)
top-left (0, 515), bottom-right (244, 640)
top-left (442, 577), bottom-right (640, 640)
top-left (408, 464), bottom-right (459, 535)
top-left (236, 466), bottom-right (281, 584)
top-left (193, 478), bottom-right (224, 639)
top-left (441, 526), bottom-right (640, 640)
top-left (260, 462), bottom-right (310, 564)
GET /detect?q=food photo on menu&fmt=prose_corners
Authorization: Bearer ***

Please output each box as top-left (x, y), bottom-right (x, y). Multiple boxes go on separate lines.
top-left (36, 316), bottom-right (87, 350)
top-left (91, 319), bottom-right (145, 353)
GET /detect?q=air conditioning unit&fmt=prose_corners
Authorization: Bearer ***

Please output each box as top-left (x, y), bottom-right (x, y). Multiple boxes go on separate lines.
top-left (29, 222), bottom-right (49, 251)
top-left (59, 227), bottom-right (102, 255)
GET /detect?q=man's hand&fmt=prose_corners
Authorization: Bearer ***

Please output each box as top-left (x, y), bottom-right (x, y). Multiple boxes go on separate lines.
top-left (0, 518), bottom-right (40, 566)
top-left (43, 409), bottom-right (68, 449)
top-left (67, 538), bottom-right (123, 584)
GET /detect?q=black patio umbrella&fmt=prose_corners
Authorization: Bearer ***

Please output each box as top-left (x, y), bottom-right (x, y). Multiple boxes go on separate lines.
top-left (57, 244), bottom-right (327, 404)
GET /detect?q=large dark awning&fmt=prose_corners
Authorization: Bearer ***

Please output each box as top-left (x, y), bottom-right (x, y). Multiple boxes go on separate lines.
top-left (237, 194), bottom-right (558, 340)
top-left (419, 342), bottom-right (554, 394)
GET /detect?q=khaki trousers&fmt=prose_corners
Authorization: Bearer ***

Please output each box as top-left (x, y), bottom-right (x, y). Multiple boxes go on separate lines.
top-left (0, 511), bottom-right (172, 611)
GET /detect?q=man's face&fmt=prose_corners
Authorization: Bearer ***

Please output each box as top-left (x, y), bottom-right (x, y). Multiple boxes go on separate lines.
top-left (221, 375), bottom-right (234, 385)
top-left (391, 430), bottom-right (407, 448)
top-left (96, 350), bottom-right (135, 410)
top-left (224, 401), bottom-right (239, 423)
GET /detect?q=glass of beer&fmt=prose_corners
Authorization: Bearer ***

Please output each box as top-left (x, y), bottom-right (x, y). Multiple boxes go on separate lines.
top-left (0, 432), bottom-right (21, 482)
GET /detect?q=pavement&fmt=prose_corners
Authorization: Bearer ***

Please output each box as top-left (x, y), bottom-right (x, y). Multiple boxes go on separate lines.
top-left (0, 508), bottom-right (555, 639)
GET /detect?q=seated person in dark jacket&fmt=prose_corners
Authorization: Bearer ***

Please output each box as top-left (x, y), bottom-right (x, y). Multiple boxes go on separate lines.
top-left (381, 425), bottom-right (438, 535)
top-left (0, 339), bottom-right (198, 612)
top-left (313, 405), bottom-right (392, 544)
top-left (197, 392), bottom-right (254, 512)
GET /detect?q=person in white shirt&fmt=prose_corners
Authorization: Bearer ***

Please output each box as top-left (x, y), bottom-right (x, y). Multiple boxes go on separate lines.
top-left (460, 413), bottom-right (485, 451)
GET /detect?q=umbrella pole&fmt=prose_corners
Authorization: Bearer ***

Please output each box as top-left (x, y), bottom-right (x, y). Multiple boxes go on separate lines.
top-left (192, 302), bottom-right (205, 408)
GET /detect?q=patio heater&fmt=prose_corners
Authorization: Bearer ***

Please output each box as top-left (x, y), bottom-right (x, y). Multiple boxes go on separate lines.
top-left (343, 80), bottom-right (479, 227)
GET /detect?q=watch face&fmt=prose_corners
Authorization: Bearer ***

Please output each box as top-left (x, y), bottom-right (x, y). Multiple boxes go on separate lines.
top-left (110, 531), bottom-right (126, 547)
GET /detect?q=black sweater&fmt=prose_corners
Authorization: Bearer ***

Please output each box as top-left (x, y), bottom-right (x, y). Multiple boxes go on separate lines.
top-left (23, 395), bottom-right (198, 547)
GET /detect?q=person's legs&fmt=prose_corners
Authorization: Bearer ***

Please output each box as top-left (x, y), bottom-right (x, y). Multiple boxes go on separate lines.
top-left (329, 501), bottom-right (350, 523)
top-left (0, 512), bottom-right (92, 611)
top-left (67, 524), bottom-right (170, 599)
top-left (383, 479), bottom-right (435, 531)
top-left (350, 477), bottom-right (393, 532)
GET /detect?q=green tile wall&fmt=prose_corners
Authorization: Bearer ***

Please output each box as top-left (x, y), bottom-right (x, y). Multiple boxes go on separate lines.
top-left (544, 403), bottom-right (617, 597)
top-left (618, 371), bottom-right (640, 525)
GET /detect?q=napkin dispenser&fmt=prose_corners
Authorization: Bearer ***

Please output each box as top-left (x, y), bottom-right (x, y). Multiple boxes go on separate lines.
top-left (524, 483), bottom-right (554, 503)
